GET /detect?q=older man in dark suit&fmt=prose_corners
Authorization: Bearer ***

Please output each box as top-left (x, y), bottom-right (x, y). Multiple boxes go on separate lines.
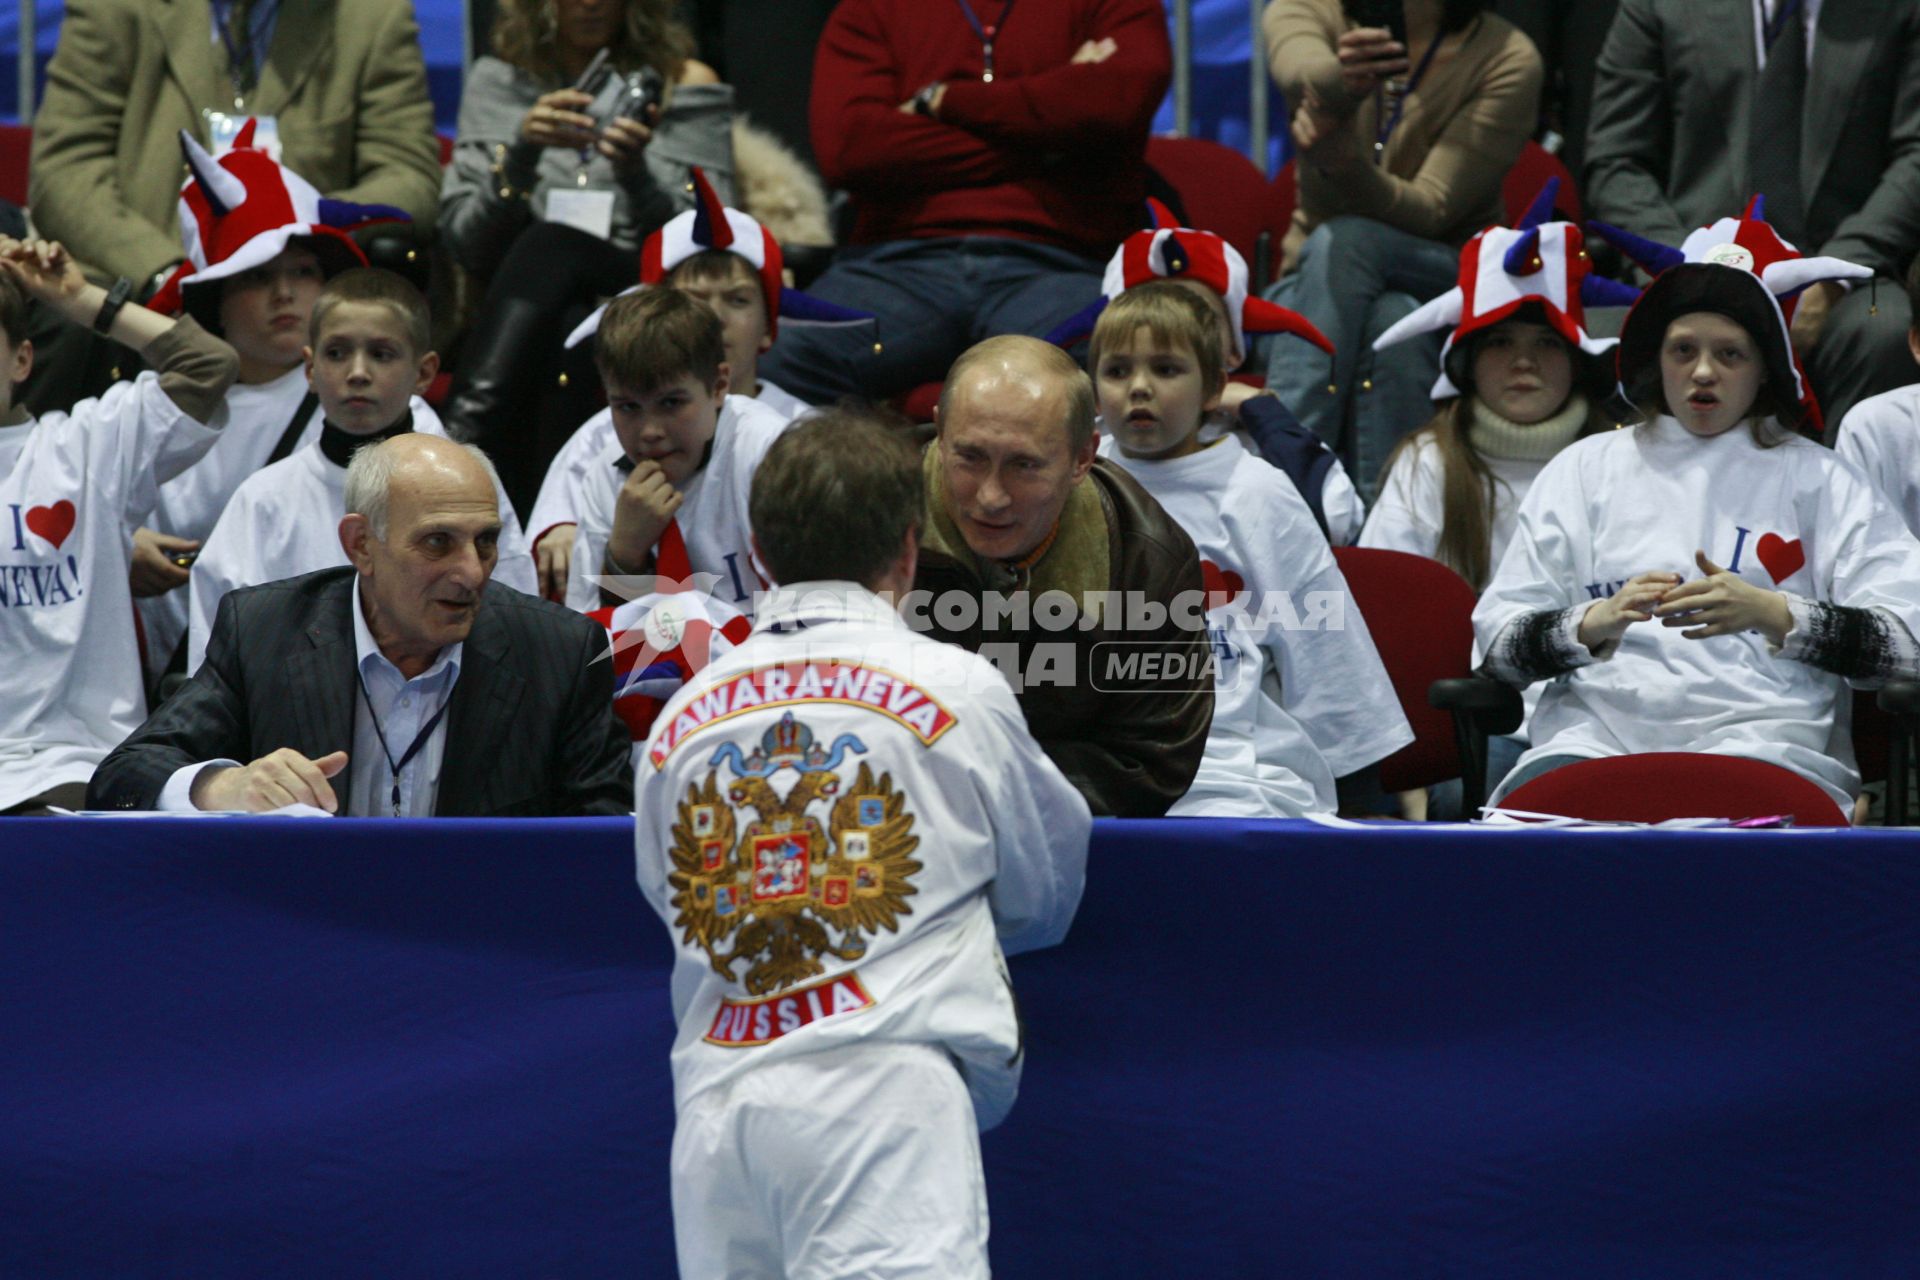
top-left (1584, 0), bottom-right (1920, 428)
top-left (88, 435), bottom-right (632, 816)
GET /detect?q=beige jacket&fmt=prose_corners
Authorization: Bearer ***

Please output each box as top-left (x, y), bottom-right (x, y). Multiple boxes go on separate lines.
top-left (1264, 0), bottom-right (1542, 267)
top-left (30, 0), bottom-right (443, 284)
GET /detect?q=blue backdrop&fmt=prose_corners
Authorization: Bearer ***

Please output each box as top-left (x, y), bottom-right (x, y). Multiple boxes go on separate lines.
top-left (5, 815), bottom-right (1920, 1277)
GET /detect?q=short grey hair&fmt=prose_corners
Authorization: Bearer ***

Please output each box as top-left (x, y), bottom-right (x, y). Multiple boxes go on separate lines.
top-left (343, 436), bottom-right (503, 540)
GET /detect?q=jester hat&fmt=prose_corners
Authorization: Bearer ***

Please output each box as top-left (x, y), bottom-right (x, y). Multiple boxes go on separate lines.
top-left (1592, 195), bottom-right (1874, 431)
top-left (150, 120), bottom-right (408, 325)
top-left (1046, 199), bottom-right (1334, 370)
top-left (1372, 179), bottom-right (1640, 400)
top-left (566, 167), bottom-right (873, 348)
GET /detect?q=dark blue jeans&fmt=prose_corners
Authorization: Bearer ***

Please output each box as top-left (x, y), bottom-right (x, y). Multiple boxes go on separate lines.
top-left (759, 237), bottom-right (1106, 404)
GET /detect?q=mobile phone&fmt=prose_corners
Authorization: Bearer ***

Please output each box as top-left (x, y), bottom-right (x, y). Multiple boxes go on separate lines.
top-left (605, 66), bottom-right (665, 129)
top-left (169, 549), bottom-right (199, 569)
top-left (1344, 0), bottom-right (1408, 48)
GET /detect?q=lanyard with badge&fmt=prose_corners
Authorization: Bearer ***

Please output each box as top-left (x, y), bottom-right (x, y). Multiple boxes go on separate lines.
top-left (951, 0), bottom-right (1017, 82)
top-left (207, 0), bottom-right (282, 158)
top-left (357, 671), bottom-right (453, 817)
top-left (1372, 31), bottom-right (1445, 165)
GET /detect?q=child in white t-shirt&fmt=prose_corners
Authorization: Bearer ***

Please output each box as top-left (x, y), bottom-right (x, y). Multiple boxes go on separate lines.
top-left (1359, 193), bottom-right (1634, 811)
top-left (188, 269), bottom-right (536, 671)
top-left (133, 125), bottom-right (408, 676)
top-left (0, 236), bottom-right (239, 814)
top-left (1050, 202), bottom-right (1366, 544)
top-left (528, 168), bottom-right (853, 599)
top-left (1476, 222), bottom-right (1920, 818)
top-left (1089, 281), bottom-right (1410, 816)
top-left (1834, 259), bottom-right (1920, 537)
top-left (551, 287), bottom-right (789, 617)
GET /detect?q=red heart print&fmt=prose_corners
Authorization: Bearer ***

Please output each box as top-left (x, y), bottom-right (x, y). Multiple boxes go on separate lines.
top-left (25, 500), bottom-right (76, 551)
top-left (1755, 533), bottom-right (1805, 584)
top-left (1200, 559), bottom-right (1245, 610)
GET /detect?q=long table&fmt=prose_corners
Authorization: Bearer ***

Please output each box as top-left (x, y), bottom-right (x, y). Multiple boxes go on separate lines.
top-left (5, 817), bottom-right (1919, 1277)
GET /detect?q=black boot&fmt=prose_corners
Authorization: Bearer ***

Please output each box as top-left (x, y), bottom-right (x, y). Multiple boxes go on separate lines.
top-left (441, 296), bottom-right (551, 520)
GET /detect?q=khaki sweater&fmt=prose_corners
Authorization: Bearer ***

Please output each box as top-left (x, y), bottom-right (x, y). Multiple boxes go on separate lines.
top-left (1264, 0), bottom-right (1543, 267)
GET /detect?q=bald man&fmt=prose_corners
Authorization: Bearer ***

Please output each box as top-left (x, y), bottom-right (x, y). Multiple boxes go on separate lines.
top-left (913, 336), bottom-right (1213, 816)
top-left (88, 436), bottom-right (633, 816)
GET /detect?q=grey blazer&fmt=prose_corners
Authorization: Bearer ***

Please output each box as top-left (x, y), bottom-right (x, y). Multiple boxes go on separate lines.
top-left (87, 568), bottom-right (634, 816)
top-left (1584, 0), bottom-right (1920, 275)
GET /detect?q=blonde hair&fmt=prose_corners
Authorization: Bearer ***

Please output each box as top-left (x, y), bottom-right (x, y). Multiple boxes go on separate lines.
top-left (492, 0), bottom-right (692, 83)
top-left (1088, 281), bottom-right (1227, 400)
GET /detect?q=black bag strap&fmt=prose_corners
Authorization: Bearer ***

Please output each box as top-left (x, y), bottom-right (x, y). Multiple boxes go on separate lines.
top-left (265, 391), bottom-right (321, 467)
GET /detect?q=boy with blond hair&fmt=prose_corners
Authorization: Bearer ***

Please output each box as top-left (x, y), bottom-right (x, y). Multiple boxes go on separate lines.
top-left (1090, 281), bottom-right (1408, 815)
top-left (188, 269), bottom-right (535, 671)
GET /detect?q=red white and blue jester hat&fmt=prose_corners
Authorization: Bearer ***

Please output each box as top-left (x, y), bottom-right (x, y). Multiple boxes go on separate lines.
top-left (566, 166), bottom-right (874, 348)
top-left (148, 119), bottom-right (408, 326)
top-left (1372, 179), bottom-right (1641, 399)
top-left (1590, 195), bottom-right (1874, 432)
top-left (1047, 199), bottom-right (1334, 370)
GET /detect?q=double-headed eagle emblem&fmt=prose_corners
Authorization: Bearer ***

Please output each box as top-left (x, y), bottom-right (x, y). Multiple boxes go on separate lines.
top-left (670, 711), bottom-right (922, 995)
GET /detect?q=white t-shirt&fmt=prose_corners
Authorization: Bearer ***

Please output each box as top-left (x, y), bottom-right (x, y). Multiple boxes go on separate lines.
top-left (136, 364), bottom-right (320, 671)
top-left (562, 394), bottom-right (791, 615)
top-left (528, 382), bottom-right (812, 551)
top-left (186, 398), bottom-right (538, 671)
top-left (1835, 381), bottom-right (1920, 538)
top-left (1360, 431), bottom-right (1557, 734)
top-left (1099, 433), bottom-right (1412, 815)
top-left (1360, 432), bottom-right (1552, 577)
top-left (0, 375), bottom-right (223, 809)
top-left (1195, 411), bottom-right (1366, 546)
top-left (1475, 416), bottom-right (1920, 808)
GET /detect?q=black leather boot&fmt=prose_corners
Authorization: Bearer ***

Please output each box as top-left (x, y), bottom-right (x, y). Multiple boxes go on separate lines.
top-left (441, 296), bottom-right (551, 520)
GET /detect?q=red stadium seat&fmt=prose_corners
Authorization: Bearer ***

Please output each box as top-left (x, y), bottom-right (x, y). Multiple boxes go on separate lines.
top-left (437, 132), bottom-right (454, 167)
top-left (0, 123), bottom-right (30, 208)
top-left (1333, 547), bottom-right (1516, 801)
top-left (1503, 140), bottom-right (1581, 224)
top-left (1145, 135), bottom-right (1271, 281)
top-left (1500, 753), bottom-right (1850, 827)
top-left (897, 381), bottom-right (943, 424)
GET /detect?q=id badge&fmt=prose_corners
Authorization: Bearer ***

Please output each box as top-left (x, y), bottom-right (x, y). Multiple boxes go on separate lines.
top-left (544, 188), bottom-right (616, 241)
top-left (203, 110), bottom-right (281, 160)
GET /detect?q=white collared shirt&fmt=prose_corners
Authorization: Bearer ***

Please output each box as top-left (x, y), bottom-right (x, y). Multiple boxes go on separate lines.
top-left (347, 576), bottom-right (462, 817)
top-left (158, 577), bottom-right (463, 815)
top-left (1753, 0), bottom-right (1820, 70)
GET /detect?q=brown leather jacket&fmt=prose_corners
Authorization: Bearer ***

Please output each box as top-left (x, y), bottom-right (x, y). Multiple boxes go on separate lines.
top-left (913, 455), bottom-right (1213, 817)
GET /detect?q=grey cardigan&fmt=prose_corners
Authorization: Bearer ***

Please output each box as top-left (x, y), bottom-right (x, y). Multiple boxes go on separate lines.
top-left (438, 55), bottom-right (735, 276)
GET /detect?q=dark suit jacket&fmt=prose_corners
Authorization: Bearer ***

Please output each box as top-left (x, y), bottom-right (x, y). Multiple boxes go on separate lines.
top-left (87, 568), bottom-right (634, 816)
top-left (1585, 0), bottom-right (1920, 275)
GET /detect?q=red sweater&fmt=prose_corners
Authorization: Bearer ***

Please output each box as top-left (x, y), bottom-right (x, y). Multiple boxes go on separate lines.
top-left (810, 0), bottom-right (1172, 259)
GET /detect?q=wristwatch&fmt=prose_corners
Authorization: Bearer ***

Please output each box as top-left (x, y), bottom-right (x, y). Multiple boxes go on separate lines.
top-left (92, 276), bottom-right (135, 335)
top-left (911, 82), bottom-right (943, 118)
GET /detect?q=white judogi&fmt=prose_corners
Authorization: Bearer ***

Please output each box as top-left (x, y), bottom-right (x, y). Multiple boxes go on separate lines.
top-left (561, 394), bottom-right (790, 615)
top-left (186, 398), bottom-right (537, 672)
top-left (1476, 416), bottom-right (1920, 808)
top-left (637, 583), bottom-right (1089, 1280)
top-left (0, 376), bottom-right (223, 809)
top-left (528, 383), bottom-right (809, 567)
top-left (1836, 382), bottom-right (1920, 538)
top-left (1100, 433), bottom-right (1412, 815)
top-left (135, 365), bottom-right (320, 671)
